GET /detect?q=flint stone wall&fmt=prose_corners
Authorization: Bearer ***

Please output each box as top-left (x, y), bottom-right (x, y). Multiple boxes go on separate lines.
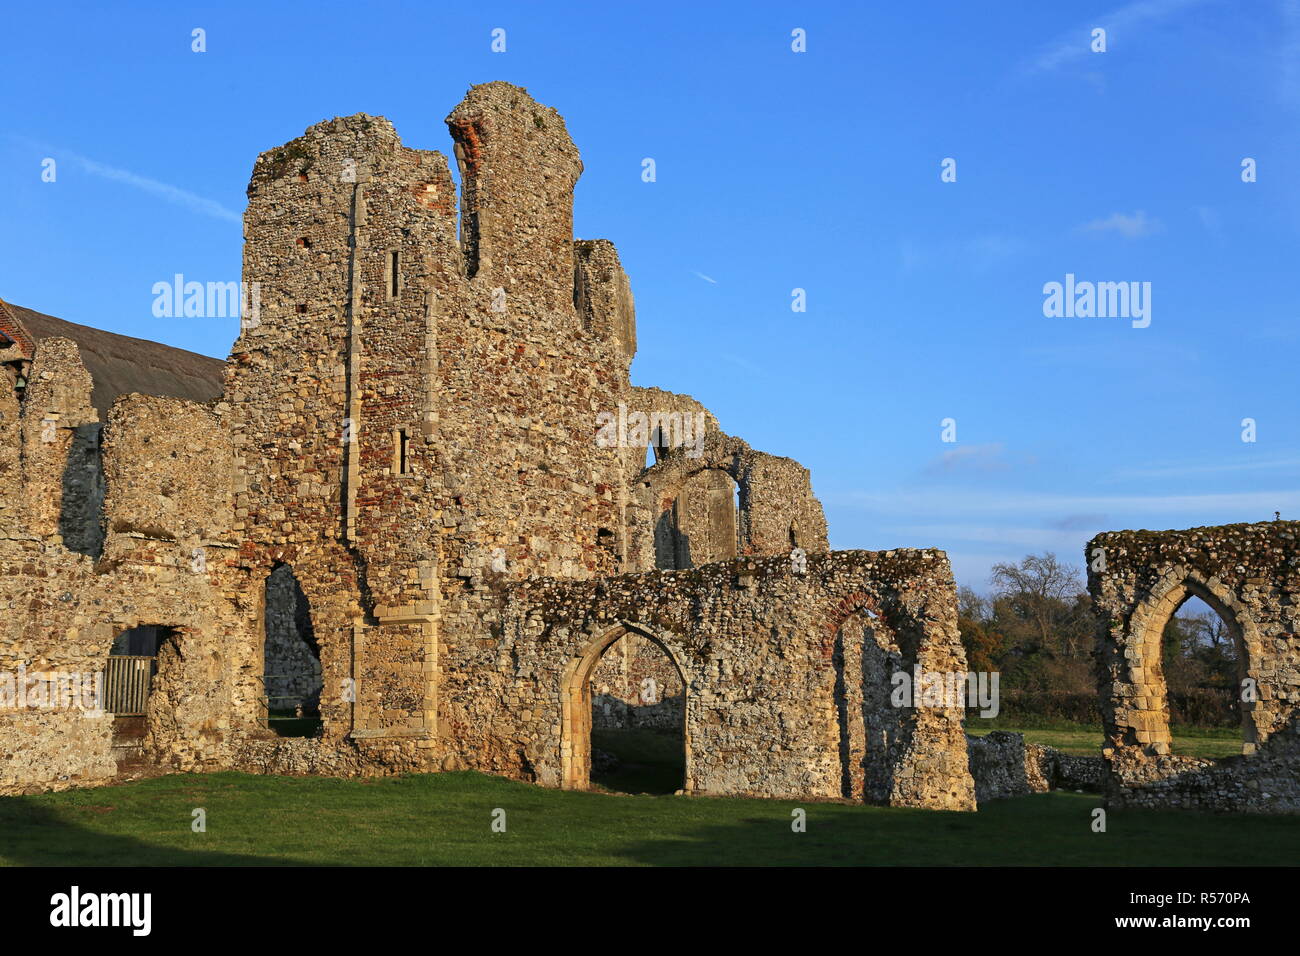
top-left (0, 83), bottom-right (977, 813)
top-left (441, 549), bottom-right (975, 809)
top-left (965, 731), bottom-right (1103, 804)
top-left (1087, 521), bottom-right (1300, 813)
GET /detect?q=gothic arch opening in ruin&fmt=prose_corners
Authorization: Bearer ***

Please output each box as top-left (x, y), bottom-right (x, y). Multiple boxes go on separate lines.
top-left (1126, 572), bottom-right (1260, 755)
top-left (560, 623), bottom-right (689, 792)
top-left (262, 563), bottom-right (322, 738)
top-left (653, 467), bottom-right (741, 570)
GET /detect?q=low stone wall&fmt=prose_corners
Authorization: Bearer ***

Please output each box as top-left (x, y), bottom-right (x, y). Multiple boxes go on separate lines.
top-left (592, 694), bottom-right (685, 731)
top-left (1024, 742), bottom-right (1106, 793)
top-left (965, 731), bottom-right (1104, 804)
top-left (1105, 729), bottom-right (1300, 813)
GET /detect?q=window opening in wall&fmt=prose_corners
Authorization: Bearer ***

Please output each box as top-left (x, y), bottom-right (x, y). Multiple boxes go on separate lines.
top-left (394, 427), bottom-right (411, 475)
top-left (389, 250), bottom-right (400, 298)
top-left (105, 625), bottom-right (173, 716)
top-left (733, 479), bottom-right (742, 555)
top-left (59, 422), bottom-right (105, 558)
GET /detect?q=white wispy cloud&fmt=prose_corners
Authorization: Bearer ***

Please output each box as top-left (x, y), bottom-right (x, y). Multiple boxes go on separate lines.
top-left (925, 443), bottom-right (1010, 475)
top-left (1025, 0), bottom-right (1215, 75)
top-left (721, 353), bottom-right (764, 374)
top-left (692, 271), bottom-right (717, 284)
top-left (1079, 209), bottom-right (1162, 238)
top-left (23, 139), bottom-right (241, 223)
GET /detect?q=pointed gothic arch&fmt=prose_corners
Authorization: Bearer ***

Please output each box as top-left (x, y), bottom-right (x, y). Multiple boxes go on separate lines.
top-left (560, 622), bottom-right (691, 791)
top-left (1124, 568), bottom-right (1262, 753)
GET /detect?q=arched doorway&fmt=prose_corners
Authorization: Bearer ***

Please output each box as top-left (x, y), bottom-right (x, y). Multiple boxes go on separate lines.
top-left (1158, 595), bottom-right (1244, 756)
top-left (262, 564), bottom-right (322, 737)
top-left (561, 624), bottom-right (689, 793)
top-left (1129, 575), bottom-right (1258, 755)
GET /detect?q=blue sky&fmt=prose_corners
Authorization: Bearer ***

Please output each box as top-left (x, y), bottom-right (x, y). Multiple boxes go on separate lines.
top-left (4, 0), bottom-right (1299, 592)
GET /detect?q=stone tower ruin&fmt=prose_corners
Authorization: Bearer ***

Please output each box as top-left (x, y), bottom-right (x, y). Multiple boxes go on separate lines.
top-left (1, 82), bottom-right (992, 811)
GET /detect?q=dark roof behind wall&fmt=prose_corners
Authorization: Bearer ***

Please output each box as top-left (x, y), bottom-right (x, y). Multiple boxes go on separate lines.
top-left (5, 302), bottom-right (227, 417)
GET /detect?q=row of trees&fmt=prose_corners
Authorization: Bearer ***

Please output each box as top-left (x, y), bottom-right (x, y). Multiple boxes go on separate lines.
top-left (958, 552), bottom-right (1239, 725)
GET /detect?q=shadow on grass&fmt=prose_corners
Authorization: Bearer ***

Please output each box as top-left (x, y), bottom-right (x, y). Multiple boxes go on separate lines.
top-left (0, 800), bottom-right (314, 866)
top-left (604, 791), bottom-right (1300, 867)
top-left (5, 772), bottom-right (1299, 867)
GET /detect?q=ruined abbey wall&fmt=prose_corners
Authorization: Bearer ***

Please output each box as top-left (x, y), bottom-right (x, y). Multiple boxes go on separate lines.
top-left (436, 550), bottom-right (972, 807)
top-left (0, 337), bottom-right (244, 792)
top-left (1087, 521), bottom-right (1300, 812)
top-left (1, 82), bottom-right (975, 811)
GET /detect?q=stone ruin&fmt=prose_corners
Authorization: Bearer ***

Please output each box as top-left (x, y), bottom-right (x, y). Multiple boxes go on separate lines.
top-left (0, 82), bottom-right (972, 810)
top-left (1087, 522), bottom-right (1300, 812)
top-left (0, 82), bottom-right (1294, 815)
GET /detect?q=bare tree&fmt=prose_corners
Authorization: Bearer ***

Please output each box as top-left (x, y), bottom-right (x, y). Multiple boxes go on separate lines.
top-left (989, 552), bottom-right (1087, 654)
top-left (1183, 610), bottom-right (1234, 656)
top-left (958, 586), bottom-right (989, 622)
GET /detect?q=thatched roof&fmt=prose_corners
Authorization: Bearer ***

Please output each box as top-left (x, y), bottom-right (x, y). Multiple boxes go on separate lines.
top-left (1, 301), bottom-right (226, 417)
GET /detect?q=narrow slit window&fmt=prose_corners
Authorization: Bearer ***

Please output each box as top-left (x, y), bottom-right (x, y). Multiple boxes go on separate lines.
top-left (394, 427), bottom-right (411, 474)
top-left (389, 250), bottom-right (400, 299)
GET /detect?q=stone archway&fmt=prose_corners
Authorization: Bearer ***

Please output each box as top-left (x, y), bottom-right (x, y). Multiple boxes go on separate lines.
top-left (560, 622), bottom-right (691, 791)
top-left (1123, 569), bottom-right (1262, 754)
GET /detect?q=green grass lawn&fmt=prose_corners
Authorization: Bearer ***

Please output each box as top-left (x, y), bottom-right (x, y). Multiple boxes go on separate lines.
top-left (2, 770), bottom-right (1296, 866)
top-left (965, 718), bottom-right (1244, 759)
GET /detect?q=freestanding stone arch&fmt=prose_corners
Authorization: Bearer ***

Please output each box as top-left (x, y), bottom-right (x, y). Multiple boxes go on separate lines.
top-left (560, 621), bottom-right (690, 791)
top-left (1087, 521), bottom-right (1300, 812)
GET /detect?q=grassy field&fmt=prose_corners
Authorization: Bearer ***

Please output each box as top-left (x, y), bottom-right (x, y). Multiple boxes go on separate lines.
top-left (2, 769), bottom-right (1297, 866)
top-left (965, 718), bottom-right (1244, 759)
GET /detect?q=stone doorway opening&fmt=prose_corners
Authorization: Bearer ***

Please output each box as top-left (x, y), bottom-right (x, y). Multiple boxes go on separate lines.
top-left (262, 564), bottom-right (322, 738)
top-left (562, 625), bottom-right (688, 794)
top-left (105, 625), bottom-right (177, 771)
